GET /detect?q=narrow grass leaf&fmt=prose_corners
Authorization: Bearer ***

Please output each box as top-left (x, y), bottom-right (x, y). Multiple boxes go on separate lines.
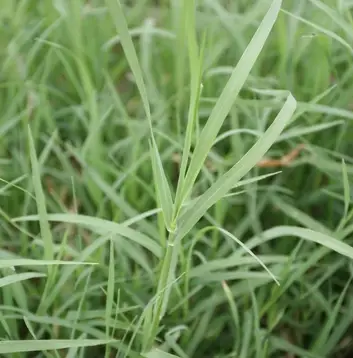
top-left (105, 0), bottom-right (174, 229)
top-left (66, 333), bottom-right (87, 358)
top-left (323, 299), bottom-right (353, 353)
top-left (38, 236), bottom-right (111, 312)
top-left (104, 0), bottom-right (151, 120)
top-left (180, 0), bottom-right (283, 203)
top-left (198, 271), bottom-right (276, 282)
top-left (342, 159), bottom-right (350, 218)
top-left (174, 0), bottom-right (204, 213)
top-left (176, 93), bottom-right (296, 242)
top-left (0, 272), bottom-right (46, 289)
top-left (150, 141), bottom-right (174, 230)
top-left (308, 0), bottom-right (353, 41)
top-left (3, 312), bottom-right (131, 341)
top-left (310, 278), bottom-right (352, 355)
top-left (70, 269), bottom-right (92, 340)
top-left (13, 214), bottom-right (162, 257)
top-left (239, 311), bottom-right (253, 358)
top-left (143, 348), bottom-right (180, 358)
top-left (277, 120), bottom-right (344, 142)
top-left (0, 340), bottom-right (113, 354)
top-left (0, 260), bottom-right (97, 268)
top-left (23, 316), bottom-right (37, 339)
top-left (296, 102), bottom-right (353, 121)
top-left (271, 196), bottom-right (330, 234)
top-left (28, 125), bottom-right (54, 263)
top-left (218, 228), bottom-right (279, 285)
top-left (282, 9), bottom-right (353, 55)
top-left (190, 255), bottom-right (288, 278)
top-left (270, 336), bottom-right (322, 358)
top-left (106, 239), bottom-right (115, 342)
top-left (221, 281), bottom-right (240, 353)
top-left (86, 165), bottom-right (158, 237)
top-left (248, 226), bottom-right (353, 259)
top-left (181, 171), bottom-right (280, 212)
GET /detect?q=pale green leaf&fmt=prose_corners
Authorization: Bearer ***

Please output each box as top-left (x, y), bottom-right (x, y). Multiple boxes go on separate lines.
top-left (180, 0), bottom-right (283, 203)
top-left (176, 93), bottom-right (296, 242)
top-left (28, 125), bottom-right (54, 262)
top-left (13, 214), bottom-right (162, 257)
top-left (0, 259), bottom-right (97, 268)
top-left (0, 339), bottom-right (113, 354)
top-left (0, 272), bottom-right (46, 289)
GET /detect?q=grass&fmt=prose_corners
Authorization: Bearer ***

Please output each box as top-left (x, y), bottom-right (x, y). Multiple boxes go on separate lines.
top-left (1, 0), bottom-right (353, 356)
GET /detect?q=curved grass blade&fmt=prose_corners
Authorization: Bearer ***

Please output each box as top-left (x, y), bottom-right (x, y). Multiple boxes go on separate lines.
top-left (0, 260), bottom-right (97, 268)
top-left (176, 93), bottom-right (296, 242)
top-left (150, 141), bottom-right (174, 230)
top-left (243, 226), bottom-right (353, 260)
top-left (308, 0), bottom-right (353, 41)
top-left (13, 214), bottom-right (162, 257)
top-left (282, 9), bottom-right (353, 55)
top-left (143, 348), bottom-right (180, 358)
top-left (179, 0), bottom-right (283, 204)
top-left (28, 125), bottom-right (54, 263)
top-left (218, 228), bottom-right (280, 285)
top-left (105, 0), bottom-right (174, 230)
top-left (174, 0), bottom-right (204, 214)
top-left (0, 272), bottom-right (46, 289)
top-left (104, 0), bottom-right (150, 120)
top-left (0, 339), bottom-right (113, 354)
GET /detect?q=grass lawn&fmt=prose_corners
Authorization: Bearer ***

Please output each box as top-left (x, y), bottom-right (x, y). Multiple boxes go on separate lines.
top-left (1, 0), bottom-right (353, 357)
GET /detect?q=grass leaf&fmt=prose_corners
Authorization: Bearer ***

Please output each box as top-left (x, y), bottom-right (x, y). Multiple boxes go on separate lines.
top-left (0, 272), bottom-right (46, 289)
top-left (176, 93), bottom-right (296, 241)
top-left (28, 126), bottom-right (54, 263)
top-left (0, 259), bottom-right (97, 268)
top-left (105, 0), bottom-right (174, 231)
top-left (179, 0), bottom-right (283, 203)
top-left (0, 339), bottom-right (114, 354)
top-left (13, 214), bottom-right (162, 257)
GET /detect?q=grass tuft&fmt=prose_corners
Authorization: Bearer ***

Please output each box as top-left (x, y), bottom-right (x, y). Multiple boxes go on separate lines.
top-left (1, 0), bottom-right (353, 357)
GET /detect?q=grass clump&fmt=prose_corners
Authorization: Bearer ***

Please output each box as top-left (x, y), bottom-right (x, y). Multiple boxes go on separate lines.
top-left (1, 0), bottom-right (353, 357)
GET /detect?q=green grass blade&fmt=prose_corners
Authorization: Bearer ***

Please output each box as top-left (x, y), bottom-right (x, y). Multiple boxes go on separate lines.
top-left (218, 228), bottom-right (279, 285)
top-left (323, 299), bottom-right (353, 353)
top-left (150, 141), bottom-right (174, 230)
top-left (105, 0), bottom-right (174, 230)
top-left (0, 339), bottom-right (113, 354)
top-left (190, 255), bottom-right (288, 278)
top-left (0, 272), bottom-right (46, 288)
top-left (13, 214), bottom-right (162, 257)
top-left (174, 0), bottom-right (204, 214)
top-left (239, 311), bottom-right (253, 358)
top-left (221, 280), bottom-right (240, 354)
top-left (342, 159), bottom-right (350, 219)
top-left (277, 120), bottom-right (344, 142)
top-left (0, 260), bottom-right (97, 268)
top-left (176, 93), bottom-right (296, 242)
top-left (23, 316), bottom-right (37, 339)
top-left (143, 348), bottom-right (180, 358)
top-left (282, 8), bottom-right (353, 55)
top-left (180, 0), bottom-right (283, 203)
top-left (104, 0), bottom-right (150, 121)
top-left (105, 239), bottom-right (115, 353)
top-left (271, 196), bottom-right (331, 234)
top-left (270, 336), bottom-right (322, 358)
top-left (28, 125), bottom-right (54, 263)
top-left (310, 278), bottom-right (352, 355)
top-left (308, 0), bottom-right (353, 41)
top-left (252, 226), bottom-right (353, 259)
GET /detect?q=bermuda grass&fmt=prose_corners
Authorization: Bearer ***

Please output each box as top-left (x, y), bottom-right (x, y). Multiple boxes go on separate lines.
top-left (1, 0), bottom-right (353, 357)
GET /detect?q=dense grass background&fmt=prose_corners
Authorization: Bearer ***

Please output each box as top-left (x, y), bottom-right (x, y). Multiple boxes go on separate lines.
top-left (1, 0), bottom-right (353, 357)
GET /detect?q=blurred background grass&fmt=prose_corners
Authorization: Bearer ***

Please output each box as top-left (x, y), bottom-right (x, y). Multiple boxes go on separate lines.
top-left (1, 0), bottom-right (353, 357)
